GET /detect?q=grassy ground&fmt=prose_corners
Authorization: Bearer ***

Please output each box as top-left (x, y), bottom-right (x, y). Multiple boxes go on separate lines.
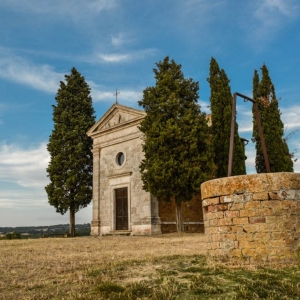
top-left (1, 234), bottom-right (300, 299)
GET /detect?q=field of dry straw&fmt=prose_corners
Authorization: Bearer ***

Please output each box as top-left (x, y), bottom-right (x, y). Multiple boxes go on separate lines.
top-left (0, 234), bottom-right (207, 299)
top-left (1, 234), bottom-right (300, 299)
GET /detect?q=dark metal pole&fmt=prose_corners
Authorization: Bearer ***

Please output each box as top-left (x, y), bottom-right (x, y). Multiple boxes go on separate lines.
top-left (227, 92), bottom-right (270, 177)
top-left (252, 102), bottom-right (271, 173)
top-left (228, 93), bottom-right (237, 176)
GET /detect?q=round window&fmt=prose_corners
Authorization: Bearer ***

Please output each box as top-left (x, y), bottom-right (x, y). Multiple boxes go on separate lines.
top-left (116, 152), bottom-right (125, 166)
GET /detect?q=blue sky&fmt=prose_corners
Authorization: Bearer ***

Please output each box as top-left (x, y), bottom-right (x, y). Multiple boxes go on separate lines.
top-left (0, 0), bottom-right (300, 227)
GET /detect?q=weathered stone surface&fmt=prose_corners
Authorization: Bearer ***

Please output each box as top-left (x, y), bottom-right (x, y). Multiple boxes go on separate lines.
top-left (201, 173), bottom-right (300, 199)
top-left (201, 172), bottom-right (300, 266)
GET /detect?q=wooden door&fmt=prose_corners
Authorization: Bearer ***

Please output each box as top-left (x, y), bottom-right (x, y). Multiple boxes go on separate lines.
top-left (115, 187), bottom-right (128, 230)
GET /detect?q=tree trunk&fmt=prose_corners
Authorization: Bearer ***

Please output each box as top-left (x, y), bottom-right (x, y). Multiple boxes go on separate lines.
top-left (69, 210), bottom-right (75, 237)
top-left (175, 201), bottom-right (184, 233)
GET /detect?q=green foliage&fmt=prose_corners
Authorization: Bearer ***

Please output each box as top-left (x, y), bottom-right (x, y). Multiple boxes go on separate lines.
top-left (45, 68), bottom-right (95, 233)
top-left (208, 58), bottom-right (246, 178)
top-left (2, 231), bottom-right (21, 240)
top-left (138, 57), bottom-right (213, 205)
top-left (252, 65), bottom-right (293, 173)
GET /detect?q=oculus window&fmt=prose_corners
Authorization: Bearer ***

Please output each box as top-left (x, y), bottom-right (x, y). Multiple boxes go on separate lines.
top-left (116, 152), bottom-right (125, 166)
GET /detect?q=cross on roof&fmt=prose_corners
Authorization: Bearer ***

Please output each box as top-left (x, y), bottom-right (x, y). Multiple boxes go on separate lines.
top-left (113, 89), bottom-right (120, 104)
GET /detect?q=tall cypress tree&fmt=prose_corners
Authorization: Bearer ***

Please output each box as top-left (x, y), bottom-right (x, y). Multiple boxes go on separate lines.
top-left (252, 64), bottom-right (293, 173)
top-left (208, 58), bottom-right (246, 178)
top-left (138, 57), bottom-right (213, 232)
top-left (45, 67), bottom-right (96, 237)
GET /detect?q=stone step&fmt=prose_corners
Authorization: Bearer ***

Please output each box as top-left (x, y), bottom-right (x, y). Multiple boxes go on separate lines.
top-left (107, 230), bottom-right (132, 236)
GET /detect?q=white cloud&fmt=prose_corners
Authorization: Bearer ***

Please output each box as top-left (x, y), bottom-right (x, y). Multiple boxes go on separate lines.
top-left (247, 0), bottom-right (300, 44)
top-left (0, 49), bottom-right (63, 93)
top-left (0, 0), bottom-right (117, 20)
top-left (0, 142), bottom-right (49, 188)
top-left (90, 48), bottom-right (157, 64)
top-left (111, 33), bottom-right (131, 48)
top-left (100, 53), bottom-right (131, 63)
top-left (0, 142), bottom-right (92, 226)
top-left (281, 106), bottom-right (300, 130)
top-left (255, 0), bottom-right (295, 19)
top-left (89, 82), bottom-right (142, 104)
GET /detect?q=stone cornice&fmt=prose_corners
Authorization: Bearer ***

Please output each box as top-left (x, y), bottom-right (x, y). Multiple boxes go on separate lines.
top-left (94, 131), bottom-right (144, 149)
top-left (107, 172), bottom-right (132, 179)
top-left (89, 117), bottom-right (144, 138)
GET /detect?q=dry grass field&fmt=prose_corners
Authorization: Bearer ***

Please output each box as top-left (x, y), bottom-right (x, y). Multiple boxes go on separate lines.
top-left (1, 234), bottom-right (300, 299)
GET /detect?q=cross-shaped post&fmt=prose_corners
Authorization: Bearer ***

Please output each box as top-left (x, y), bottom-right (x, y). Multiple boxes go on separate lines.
top-left (113, 89), bottom-right (120, 104)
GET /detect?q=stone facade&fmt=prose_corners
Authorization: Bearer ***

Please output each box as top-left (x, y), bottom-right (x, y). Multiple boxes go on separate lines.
top-left (201, 172), bottom-right (300, 265)
top-left (87, 103), bottom-right (204, 235)
top-left (87, 104), bottom-right (161, 235)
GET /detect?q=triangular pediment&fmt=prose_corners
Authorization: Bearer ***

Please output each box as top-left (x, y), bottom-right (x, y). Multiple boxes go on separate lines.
top-left (87, 103), bottom-right (146, 137)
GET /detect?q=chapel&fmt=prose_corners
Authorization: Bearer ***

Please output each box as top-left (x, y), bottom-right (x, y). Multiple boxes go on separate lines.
top-left (87, 103), bottom-right (204, 235)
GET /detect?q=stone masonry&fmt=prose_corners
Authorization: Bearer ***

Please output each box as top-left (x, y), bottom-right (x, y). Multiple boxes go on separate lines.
top-left (201, 173), bottom-right (300, 265)
top-left (87, 104), bottom-right (161, 235)
top-left (87, 103), bottom-right (205, 235)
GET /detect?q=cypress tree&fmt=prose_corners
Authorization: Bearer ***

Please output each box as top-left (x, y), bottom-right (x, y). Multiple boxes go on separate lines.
top-left (45, 67), bottom-right (96, 237)
top-left (138, 57), bottom-right (213, 232)
top-left (208, 58), bottom-right (246, 178)
top-left (252, 64), bottom-right (293, 173)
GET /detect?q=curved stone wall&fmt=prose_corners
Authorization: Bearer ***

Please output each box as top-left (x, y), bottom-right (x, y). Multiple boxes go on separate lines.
top-left (201, 173), bottom-right (300, 265)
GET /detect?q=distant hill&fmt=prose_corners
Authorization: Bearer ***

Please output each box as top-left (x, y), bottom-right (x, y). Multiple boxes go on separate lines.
top-left (0, 223), bottom-right (90, 238)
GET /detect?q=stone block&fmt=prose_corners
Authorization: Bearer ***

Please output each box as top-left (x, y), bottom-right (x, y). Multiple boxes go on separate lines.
top-left (252, 192), bottom-right (269, 200)
top-left (220, 195), bottom-right (233, 203)
top-left (245, 201), bottom-right (261, 209)
top-left (241, 224), bottom-right (260, 233)
top-left (278, 189), bottom-right (296, 200)
top-left (202, 197), bottom-right (220, 206)
top-left (225, 210), bottom-right (239, 218)
top-left (219, 218), bottom-right (234, 226)
top-left (268, 192), bottom-right (280, 200)
top-left (239, 210), bottom-right (257, 217)
top-left (216, 204), bottom-right (228, 211)
top-left (271, 232), bottom-right (287, 239)
top-left (211, 234), bottom-right (222, 242)
top-left (258, 207), bottom-right (273, 217)
top-left (253, 232), bottom-right (271, 241)
top-left (259, 223), bottom-right (277, 232)
top-left (227, 226), bottom-right (244, 233)
top-left (217, 226), bottom-right (233, 233)
top-left (233, 194), bottom-right (245, 203)
top-left (249, 217), bottom-right (266, 224)
top-left (207, 205), bottom-right (215, 213)
top-left (220, 240), bottom-right (237, 250)
top-left (209, 219), bottom-right (219, 227)
top-left (228, 203), bottom-right (245, 210)
top-left (233, 217), bottom-right (249, 225)
top-left (237, 233), bottom-right (254, 242)
top-left (261, 200), bottom-right (281, 209)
